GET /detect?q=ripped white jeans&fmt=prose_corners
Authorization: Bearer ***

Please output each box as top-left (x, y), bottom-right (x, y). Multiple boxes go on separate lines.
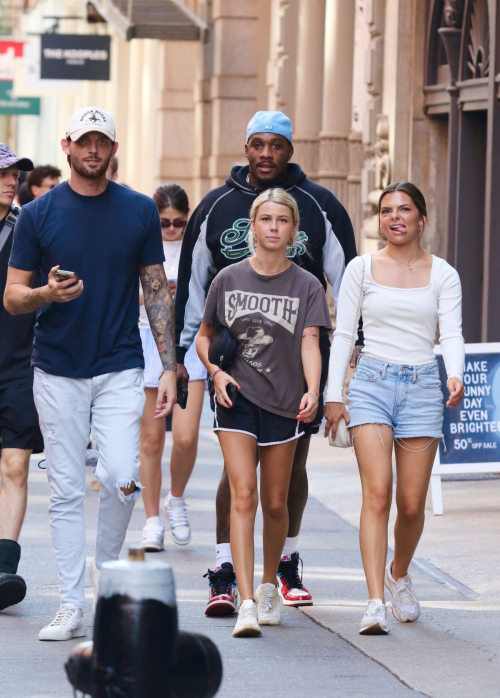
top-left (33, 367), bottom-right (146, 608)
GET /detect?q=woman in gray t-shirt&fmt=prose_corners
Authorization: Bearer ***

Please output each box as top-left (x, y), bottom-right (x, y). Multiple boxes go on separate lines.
top-left (197, 188), bottom-right (331, 638)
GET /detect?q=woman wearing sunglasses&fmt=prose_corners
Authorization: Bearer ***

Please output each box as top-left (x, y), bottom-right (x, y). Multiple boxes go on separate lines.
top-left (138, 184), bottom-right (207, 551)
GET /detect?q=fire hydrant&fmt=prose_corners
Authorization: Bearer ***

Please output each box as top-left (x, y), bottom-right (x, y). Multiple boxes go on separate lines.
top-left (65, 549), bottom-right (222, 697)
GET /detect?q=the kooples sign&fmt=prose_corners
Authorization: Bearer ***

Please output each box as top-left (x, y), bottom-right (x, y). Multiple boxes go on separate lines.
top-left (41, 34), bottom-right (110, 81)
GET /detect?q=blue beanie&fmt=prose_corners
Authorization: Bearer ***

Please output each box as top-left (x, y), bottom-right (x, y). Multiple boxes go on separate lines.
top-left (246, 111), bottom-right (293, 144)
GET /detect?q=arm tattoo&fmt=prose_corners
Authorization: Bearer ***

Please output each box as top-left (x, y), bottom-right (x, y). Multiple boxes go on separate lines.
top-left (140, 264), bottom-right (177, 372)
top-left (22, 288), bottom-right (46, 311)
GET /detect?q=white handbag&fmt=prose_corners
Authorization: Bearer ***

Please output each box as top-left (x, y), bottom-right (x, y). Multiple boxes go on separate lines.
top-left (328, 257), bottom-right (365, 448)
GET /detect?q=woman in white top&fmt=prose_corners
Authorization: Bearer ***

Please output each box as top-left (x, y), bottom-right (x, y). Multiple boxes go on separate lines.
top-left (139, 184), bottom-right (207, 551)
top-left (324, 181), bottom-right (465, 635)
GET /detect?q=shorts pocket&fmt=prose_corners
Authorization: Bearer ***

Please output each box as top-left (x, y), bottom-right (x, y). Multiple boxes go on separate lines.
top-left (416, 372), bottom-right (442, 389)
top-left (353, 367), bottom-right (380, 382)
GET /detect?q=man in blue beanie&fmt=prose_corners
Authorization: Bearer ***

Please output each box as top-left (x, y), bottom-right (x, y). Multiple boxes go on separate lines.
top-left (175, 110), bottom-right (360, 615)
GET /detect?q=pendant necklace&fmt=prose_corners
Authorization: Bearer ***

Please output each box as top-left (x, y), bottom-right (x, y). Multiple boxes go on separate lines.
top-left (386, 249), bottom-right (425, 273)
top-left (165, 240), bottom-right (182, 274)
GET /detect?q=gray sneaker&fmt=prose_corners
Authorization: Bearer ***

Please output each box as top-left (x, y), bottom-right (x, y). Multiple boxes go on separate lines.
top-left (359, 599), bottom-right (389, 635)
top-left (385, 559), bottom-right (420, 623)
top-left (164, 496), bottom-right (191, 546)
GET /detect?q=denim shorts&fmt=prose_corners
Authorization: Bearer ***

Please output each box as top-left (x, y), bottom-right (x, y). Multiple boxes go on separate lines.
top-left (347, 355), bottom-right (444, 439)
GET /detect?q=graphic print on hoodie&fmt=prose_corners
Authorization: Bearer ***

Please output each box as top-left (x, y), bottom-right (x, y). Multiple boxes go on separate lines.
top-left (175, 163), bottom-right (358, 364)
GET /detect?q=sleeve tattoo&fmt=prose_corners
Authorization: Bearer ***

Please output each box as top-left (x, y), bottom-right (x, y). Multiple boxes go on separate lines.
top-left (139, 264), bottom-right (177, 372)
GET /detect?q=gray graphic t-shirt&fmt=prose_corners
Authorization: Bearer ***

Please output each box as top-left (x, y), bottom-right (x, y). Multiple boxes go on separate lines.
top-left (203, 258), bottom-right (332, 419)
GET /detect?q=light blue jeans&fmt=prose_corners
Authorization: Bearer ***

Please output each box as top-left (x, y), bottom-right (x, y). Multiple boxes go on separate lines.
top-left (347, 355), bottom-right (444, 439)
top-left (33, 367), bottom-right (145, 608)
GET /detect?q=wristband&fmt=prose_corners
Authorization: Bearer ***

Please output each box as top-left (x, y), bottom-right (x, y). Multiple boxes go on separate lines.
top-left (210, 368), bottom-right (224, 381)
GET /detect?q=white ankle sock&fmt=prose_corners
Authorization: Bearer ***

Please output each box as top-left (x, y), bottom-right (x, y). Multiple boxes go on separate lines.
top-left (281, 535), bottom-right (299, 559)
top-left (147, 516), bottom-right (160, 526)
top-left (215, 543), bottom-right (232, 568)
top-left (370, 598), bottom-right (384, 606)
top-left (241, 598), bottom-right (255, 609)
top-left (167, 492), bottom-right (184, 504)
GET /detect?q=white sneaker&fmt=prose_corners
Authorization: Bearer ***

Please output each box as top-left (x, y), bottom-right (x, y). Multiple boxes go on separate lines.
top-left (88, 559), bottom-right (100, 615)
top-left (254, 583), bottom-right (281, 625)
top-left (232, 600), bottom-right (262, 638)
top-left (385, 559), bottom-right (420, 623)
top-left (38, 605), bottom-right (86, 641)
top-left (164, 495), bottom-right (191, 546)
top-left (359, 599), bottom-right (389, 635)
top-left (141, 522), bottom-right (165, 552)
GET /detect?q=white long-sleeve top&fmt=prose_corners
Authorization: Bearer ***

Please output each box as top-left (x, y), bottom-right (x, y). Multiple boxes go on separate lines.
top-left (325, 253), bottom-right (465, 403)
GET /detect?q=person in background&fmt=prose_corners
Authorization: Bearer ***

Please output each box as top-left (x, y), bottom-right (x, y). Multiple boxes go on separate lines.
top-left (27, 165), bottom-right (62, 200)
top-left (0, 144), bottom-right (43, 612)
top-left (324, 181), bottom-right (465, 635)
top-left (139, 184), bottom-right (207, 552)
top-left (106, 156), bottom-right (118, 182)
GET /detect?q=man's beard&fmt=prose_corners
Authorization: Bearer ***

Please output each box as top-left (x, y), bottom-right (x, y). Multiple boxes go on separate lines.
top-left (252, 169), bottom-right (287, 190)
top-left (71, 156), bottom-right (111, 180)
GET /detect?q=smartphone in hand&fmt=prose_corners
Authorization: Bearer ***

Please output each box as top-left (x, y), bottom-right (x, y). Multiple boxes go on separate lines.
top-left (226, 383), bottom-right (239, 407)
top-left (176, 380), bottom-right (188, 409)
top-left (55, 270), bottom-right (79, 286)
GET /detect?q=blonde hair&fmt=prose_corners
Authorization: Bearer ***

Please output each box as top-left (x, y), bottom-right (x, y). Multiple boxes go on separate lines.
top-left (248, 188), bottom-right (300, 255)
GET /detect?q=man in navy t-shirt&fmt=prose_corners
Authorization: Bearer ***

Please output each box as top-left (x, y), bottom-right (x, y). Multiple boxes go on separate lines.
top-left (4, 106), bottom-right (177, 641)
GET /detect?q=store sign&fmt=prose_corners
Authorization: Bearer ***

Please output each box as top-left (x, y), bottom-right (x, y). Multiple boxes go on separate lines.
top-left (437, 346), bottom-right (500, 465)
top-left (0, 81), bottom-right (40, 115)
top-left (41, 34), bottom-right (110, 81)
top-left (0, 40), bottom-right (24, 81)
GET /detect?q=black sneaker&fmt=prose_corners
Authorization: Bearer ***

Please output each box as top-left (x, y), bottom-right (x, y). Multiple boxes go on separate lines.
top-left (203, 562), bottom-right (239, 616)
top-left (277, 552), bottom-right (313, 607)
top-left (0, 539), bottom-right (26, 611)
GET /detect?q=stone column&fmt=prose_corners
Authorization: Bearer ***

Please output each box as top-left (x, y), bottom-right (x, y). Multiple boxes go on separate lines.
top-left (292, 0), bottom-right (325, 179)
top-left (193, 0), bottom-right (213, 203)
top-left (157, 39), bottom-right (198, 203)
top-left (317, 0), bottom-right (355, 202)
top-left (209, 0), bottom-right (259, 188)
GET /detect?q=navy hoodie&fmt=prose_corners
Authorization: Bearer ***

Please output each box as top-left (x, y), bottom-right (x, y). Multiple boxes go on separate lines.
top-left (175, 163), bottom-right (358, 363)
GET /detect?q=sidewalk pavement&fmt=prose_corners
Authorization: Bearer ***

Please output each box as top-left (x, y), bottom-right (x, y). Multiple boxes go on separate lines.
top-left (0, 402), bottom-right (499, 697)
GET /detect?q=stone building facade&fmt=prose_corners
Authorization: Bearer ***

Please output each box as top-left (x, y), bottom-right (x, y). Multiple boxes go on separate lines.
top-left (11, 0), bottom-right (499, 341)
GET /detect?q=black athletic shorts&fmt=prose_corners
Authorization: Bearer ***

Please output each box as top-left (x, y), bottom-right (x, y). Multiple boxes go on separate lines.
top-left (0, 378), bottom-right (43, 453)
top-left (214, 391), bottom-right (304, 446)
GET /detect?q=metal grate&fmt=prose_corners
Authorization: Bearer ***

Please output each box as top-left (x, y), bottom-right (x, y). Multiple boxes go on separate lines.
top-left (89, 0), bottom-right (207, 41)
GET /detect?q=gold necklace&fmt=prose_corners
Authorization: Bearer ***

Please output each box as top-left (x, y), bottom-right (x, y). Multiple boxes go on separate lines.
top-left (164, 240), bottom-right (182, 274)
top-left (385, 249), bottom-right (425, 273)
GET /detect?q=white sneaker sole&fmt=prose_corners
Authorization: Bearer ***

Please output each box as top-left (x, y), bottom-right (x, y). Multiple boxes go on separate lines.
top-left (359, 622), bottom-right (389, 635)
top-left (232, 622), bottom-right (262, 638)
top-left (142, 541), bottom-right (164, 552)
top-left (39, 626), bottom-right (86, 642)
top-left (170, 531), bottom-right (191, 546)
top-left (278, 587), bottom-right (313, 607)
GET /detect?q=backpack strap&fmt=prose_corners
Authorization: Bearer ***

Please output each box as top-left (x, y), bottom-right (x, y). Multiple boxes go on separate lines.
top-left (0, 207), bottom-right (19, 255)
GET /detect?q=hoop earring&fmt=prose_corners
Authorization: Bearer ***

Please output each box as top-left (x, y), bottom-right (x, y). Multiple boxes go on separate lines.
top-left (287, 237), bottom-right (294, 246)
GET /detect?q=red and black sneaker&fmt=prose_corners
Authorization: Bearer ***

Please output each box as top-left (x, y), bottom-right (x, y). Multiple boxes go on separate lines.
top-left (277, 552), bottom-right (313, 607)
top-left (203, 562), bottom-right (239, 617)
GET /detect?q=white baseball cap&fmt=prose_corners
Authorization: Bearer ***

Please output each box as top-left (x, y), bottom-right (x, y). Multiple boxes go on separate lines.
top-left (65, 106), bottom-right (116, 142)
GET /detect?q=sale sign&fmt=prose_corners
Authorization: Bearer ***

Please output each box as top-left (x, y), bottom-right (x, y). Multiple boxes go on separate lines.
top-left (437, 348), bottom-right (500, 464)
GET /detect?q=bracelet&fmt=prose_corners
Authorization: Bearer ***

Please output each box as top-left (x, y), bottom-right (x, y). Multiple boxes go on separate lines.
top-left (307, 391), bottom-right (319, 403)
top-left (210, 368), bottom-right (224, 381)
